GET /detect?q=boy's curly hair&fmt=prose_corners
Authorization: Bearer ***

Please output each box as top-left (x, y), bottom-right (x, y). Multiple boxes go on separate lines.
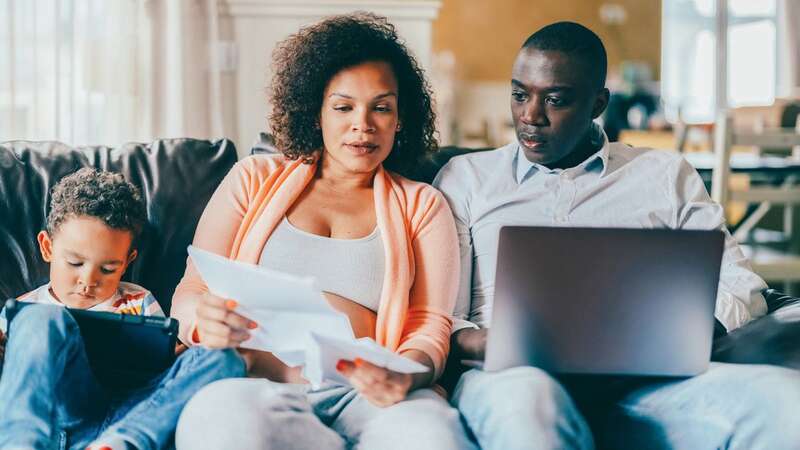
top-left (268, 12), bottom-right (437, 177)
top-left (47, 168), bottom-right (147, 242)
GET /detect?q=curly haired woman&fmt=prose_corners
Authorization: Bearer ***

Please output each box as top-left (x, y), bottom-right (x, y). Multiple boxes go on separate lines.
top-left (172, 13), bottom-right (476, 450)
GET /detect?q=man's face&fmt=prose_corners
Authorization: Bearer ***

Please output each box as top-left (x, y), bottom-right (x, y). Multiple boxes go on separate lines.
top-left (511, 48), bottom-right (608, 167)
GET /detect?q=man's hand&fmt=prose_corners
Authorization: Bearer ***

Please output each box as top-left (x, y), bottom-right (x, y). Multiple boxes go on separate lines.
top-left (336, 358), bottom-right (413, 408)
top-left (195, 292), bottom-right (258, 349)
top-left (451, 328), bottom-right (488, 361)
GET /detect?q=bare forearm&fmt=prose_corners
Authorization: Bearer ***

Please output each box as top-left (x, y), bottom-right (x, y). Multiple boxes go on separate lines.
top-left (170, 289), bottom-right (203, 344)
top-left (239, 349), bottom-right (305, 382)
top-left (402, 349), bottom-right (436, 390)
top-left (451, 328), bottom-right (487, 361)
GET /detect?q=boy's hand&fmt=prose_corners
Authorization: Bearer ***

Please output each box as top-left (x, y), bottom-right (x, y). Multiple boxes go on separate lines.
top-left (175, 342), bottom-right (188, 356)
top-left (195, 292), bottom-right (258, 349)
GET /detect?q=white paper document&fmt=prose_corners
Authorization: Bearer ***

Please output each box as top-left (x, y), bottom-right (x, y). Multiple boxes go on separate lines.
top-left (187, 246), bottom-right (429, 387)
top-left (308, 333), bottom-right (429, 386)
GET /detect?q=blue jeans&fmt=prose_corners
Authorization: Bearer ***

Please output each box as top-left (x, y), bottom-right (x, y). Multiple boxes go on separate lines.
top-left (0, 304), bottom-right (246, 450)
top-left (175, 378), bottom-right (478, 450)
top-left (452, 363), bottom-right (800, 450)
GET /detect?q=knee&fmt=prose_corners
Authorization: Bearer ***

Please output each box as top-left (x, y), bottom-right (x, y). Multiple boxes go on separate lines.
top-left (9, 304), bottom-right (76, 345)
top-left (643, 364), bottom-right (800, 449)
top-left (497, 366), bottom-right (566, 394)
top-left (458, 366), bottom-right (572, 413)
top-left (740, 366), bottom-right (800, 445)
top-left (13, 303), bottom-right (73, 327)
top-left (454, 368), bottom-right (593, 450)
top-left (212, 348), bottom-right (248, 377)
top-left (454, 366), bottom-right (585, 439)
top-left (177, 379), bottom-right (263, 449)
top-left (176, 378), bottom-right (300, 449)
top-left (180, 346), bottom-right (247, 378)
top-left (380, 390), bottom-right (462, 429)
top-left (360, 390), bottom-right (474, 450)
top-left (179, 378), bottom-right (263, 423)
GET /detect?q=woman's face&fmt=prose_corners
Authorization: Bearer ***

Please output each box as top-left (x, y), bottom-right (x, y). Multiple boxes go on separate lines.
top-left (320, 60), bottom-right (399, 174)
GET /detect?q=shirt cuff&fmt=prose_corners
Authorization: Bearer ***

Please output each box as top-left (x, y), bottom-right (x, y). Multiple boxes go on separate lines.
top-left (714, 293), bottom-right (756, 333)
top-left (451, 318), bottom-right (480, 334)
top-left (397, 337), bottom-right (446, 380)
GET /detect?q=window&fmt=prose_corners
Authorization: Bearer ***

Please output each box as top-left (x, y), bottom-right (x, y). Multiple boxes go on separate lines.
top-left (661, 0), bottom-right (779, 124)
top-left (0, 0), bottom-right (147, 145)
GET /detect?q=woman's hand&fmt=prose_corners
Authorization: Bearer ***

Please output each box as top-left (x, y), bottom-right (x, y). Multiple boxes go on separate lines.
top-left (336, 358), bottom-right (413, 407)
top-left (195, 292), bottom-right (258, 349)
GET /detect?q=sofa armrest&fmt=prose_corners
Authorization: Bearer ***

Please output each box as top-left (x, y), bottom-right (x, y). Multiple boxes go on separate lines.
top-left (763, 288), bottom-right (800, 313)
top-left (712, 290), bottom-right (800, 369)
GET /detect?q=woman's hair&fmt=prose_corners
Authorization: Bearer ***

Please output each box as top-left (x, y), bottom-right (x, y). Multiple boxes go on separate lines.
top-left (268, 12), bottom-right (437, 177)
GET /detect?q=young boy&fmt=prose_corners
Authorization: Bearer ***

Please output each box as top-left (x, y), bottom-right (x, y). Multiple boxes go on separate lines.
top-left (0, 168), bottom-right (246, 450)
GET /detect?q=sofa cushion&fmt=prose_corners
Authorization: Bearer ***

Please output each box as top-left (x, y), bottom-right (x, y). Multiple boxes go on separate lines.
top-left (0, 139), bottom-right (238, 312)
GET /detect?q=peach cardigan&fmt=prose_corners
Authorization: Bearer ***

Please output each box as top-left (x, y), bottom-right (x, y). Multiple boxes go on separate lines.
top-left (171, 154), bottom-right (459, 377)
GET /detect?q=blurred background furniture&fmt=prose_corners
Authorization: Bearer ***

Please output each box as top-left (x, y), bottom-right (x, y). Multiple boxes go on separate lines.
top-left (708, 112), bottom-right (800, 293)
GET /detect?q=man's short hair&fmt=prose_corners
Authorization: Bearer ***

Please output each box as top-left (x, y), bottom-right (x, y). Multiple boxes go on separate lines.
top-left (521, 21), bottom-right (608, 89)
top-left (47, 168), bottom-right (147, 242)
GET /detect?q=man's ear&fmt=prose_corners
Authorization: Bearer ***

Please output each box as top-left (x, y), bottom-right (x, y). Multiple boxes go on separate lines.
top-left (591, 88), bottom-right (610, 119)
top-left (37, 230), bottom-right (53, 262)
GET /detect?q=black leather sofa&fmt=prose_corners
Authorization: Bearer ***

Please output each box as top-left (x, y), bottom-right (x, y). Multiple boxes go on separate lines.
top-left (0, 139), bottom-right (238, 312)
top-left (2, 138), bottom-right (799, 370)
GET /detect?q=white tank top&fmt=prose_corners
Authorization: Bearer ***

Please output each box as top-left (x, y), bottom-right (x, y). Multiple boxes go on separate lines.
top-left (258, 217), bottom-right (385, 312)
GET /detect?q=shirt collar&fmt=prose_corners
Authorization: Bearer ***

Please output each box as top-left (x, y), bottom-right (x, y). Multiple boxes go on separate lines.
top-left (514, 123), bottom-right (611, 183)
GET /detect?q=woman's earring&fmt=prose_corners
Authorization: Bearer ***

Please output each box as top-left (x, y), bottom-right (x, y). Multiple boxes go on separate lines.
top-left (396, 123), bottom-right (402, 131)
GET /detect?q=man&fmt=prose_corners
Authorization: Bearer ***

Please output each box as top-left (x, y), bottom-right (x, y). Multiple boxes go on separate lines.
top-left (434, 22), bottom-right (800, 450)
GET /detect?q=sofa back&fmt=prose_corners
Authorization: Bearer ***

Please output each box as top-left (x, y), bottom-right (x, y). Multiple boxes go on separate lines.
top-left (249, 132), bottom-right (491, 185)
top-left (0, 139), bottom-right (238, 313)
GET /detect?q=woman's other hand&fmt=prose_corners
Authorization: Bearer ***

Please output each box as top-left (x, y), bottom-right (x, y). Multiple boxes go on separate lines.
top-left (336, 358), bottom-right (413, 407)
top-left (195, 292), bottom-right (258, 349)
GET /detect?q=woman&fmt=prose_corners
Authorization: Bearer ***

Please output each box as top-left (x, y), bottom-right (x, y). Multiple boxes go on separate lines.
top-left (172, 13), bottom-right (475, 450)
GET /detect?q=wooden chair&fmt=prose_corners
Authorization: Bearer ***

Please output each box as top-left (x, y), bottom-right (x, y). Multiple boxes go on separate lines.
top-left (711, 112), bottom-right (800, 292)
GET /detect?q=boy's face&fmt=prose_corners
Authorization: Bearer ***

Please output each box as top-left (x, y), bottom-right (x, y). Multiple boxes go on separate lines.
top-left (37, 215), bottom-right (137, 309)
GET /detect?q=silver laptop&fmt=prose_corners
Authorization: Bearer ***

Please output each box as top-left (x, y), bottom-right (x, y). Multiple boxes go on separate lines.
top-left (484, 226), bottom-right (724, 377)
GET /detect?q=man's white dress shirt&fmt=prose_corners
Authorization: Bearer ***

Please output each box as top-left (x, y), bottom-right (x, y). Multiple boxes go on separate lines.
top-left (433, 128), bottom-right (767, 333)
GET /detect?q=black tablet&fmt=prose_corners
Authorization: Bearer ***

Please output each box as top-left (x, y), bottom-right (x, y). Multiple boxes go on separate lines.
top-left (4, 299), bottom-right (178, 387)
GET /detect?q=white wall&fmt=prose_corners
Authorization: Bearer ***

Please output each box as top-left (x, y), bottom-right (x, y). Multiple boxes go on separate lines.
top-left (453, 81), bottom-right (516, 148)
top-left (219, 0), bottom-right (442, 157)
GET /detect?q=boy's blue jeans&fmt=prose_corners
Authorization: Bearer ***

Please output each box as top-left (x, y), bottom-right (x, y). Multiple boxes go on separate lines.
top-left (0, 303), bottom-right (246, 450)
